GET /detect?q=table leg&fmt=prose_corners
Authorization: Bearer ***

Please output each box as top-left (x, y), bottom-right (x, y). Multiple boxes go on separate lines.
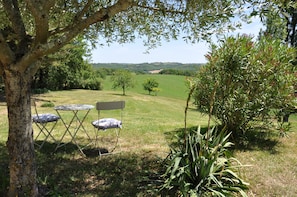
top-left (76, 109), bottom-right (93, 142)
top-left (55, 109), bottom-right (93, 155)
top-left (54, 110), bottom-right (79, 151)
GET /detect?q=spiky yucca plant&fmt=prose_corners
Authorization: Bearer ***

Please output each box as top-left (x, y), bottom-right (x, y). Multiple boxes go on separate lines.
top-left (161, 126), bottom-right (249, 196)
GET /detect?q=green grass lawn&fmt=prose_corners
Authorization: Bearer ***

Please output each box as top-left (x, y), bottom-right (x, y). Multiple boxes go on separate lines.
top-left (0, 75), bottom-right (297, 196)
top-left (103, 74), bottom-right (190, 100)
top-left (0, 81), bottom-right (205, 196)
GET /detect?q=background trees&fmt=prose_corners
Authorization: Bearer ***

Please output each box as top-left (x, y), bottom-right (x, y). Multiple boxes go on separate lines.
top-left (192, 35), bottom-right (296, 136)
top-left (111, 70), bottom-right (135, 95)
top-left (143, 78), bottom-right (159, 95)
top-left (32, 38), bottom-right (103, 91)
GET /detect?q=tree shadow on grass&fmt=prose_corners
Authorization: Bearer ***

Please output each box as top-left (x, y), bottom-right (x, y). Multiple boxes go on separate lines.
top-left (36, 151), bottom-right (165, 196)
top-left (35, 141), bottom-right (112, 157)
top-left (0, 140), bottom-right (166, 197)
top-left (231, 128), bottom-right (279, 153)
top-left (164, 125), bottom-right (279, 154)
top-left (34, 141), bottom-right (85, 155)
top-left (1, 124), bottom-right (280, 196)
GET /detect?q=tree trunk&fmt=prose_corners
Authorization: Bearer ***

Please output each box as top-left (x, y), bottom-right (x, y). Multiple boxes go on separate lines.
top-left (3, 69), bottom-right (38, 197)
top-left (122, 85), bottom-right (126, 96)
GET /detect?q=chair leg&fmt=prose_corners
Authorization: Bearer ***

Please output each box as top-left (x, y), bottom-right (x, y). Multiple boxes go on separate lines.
top-left (94, 128), bottom-right (121, 156)
top-left (93, 128), bottom-right (101, 156)
top-left (34, 121), bottom-right (58, 149)
top-left (110, 128), bottom-right (120, 153)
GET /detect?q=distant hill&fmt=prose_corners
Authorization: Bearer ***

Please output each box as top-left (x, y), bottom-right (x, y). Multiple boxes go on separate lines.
top-left (92, 62), bottom-right (204, 73)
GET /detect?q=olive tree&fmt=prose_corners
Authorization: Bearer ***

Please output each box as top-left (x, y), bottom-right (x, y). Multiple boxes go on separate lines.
top-left (192, 35), bottom-right (296, 136)
top-left (255, 0), bottom-right (297, 47)
top-left (0, 0), bottom-right (262, 196)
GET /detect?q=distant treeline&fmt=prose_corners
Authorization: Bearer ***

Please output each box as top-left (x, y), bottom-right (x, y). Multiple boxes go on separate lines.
top-left (159, 69), bottom-right (196, 76)
top-left (92, 62), bottom-right (203, 76)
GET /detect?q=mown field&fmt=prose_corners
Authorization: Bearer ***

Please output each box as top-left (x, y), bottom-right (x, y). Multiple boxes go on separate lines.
top-left (0, 74), bottom-right (297, 196)
top-left (103, 74), bottom-right (191, 100)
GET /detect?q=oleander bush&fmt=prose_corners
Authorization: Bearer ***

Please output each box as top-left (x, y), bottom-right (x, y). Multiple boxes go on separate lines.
top-left (192, 35), bottom-right (297, 136)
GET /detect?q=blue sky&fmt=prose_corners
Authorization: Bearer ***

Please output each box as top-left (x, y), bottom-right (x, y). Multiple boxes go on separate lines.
top-left (90, 17), bottom-right (263, 64)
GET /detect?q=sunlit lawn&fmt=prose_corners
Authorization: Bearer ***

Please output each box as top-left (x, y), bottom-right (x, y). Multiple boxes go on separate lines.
top-left (0, 88), bottom-right (297, 196)
top-left (235, 120), bottom-right (297, 196)
top-left (0, 89), bottom-right (204, 196)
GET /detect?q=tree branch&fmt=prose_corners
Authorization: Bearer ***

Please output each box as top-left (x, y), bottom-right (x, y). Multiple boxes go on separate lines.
top-left (136, 3), bottom-right (183, 14)
top-left (2, 0), bottom-right (30, 60)
top-left (25, 0), bottom-right (54, 44)
top-left (0, 32), bottom-right (15, 67)
top-left (2, 0), bottom-right (26, 40)
top-left (48, 0), bottom-right (135, 53)
top-left (5, 0), bottom-right (134, 74)
top-left (75, 0), bottom-right (95, 20)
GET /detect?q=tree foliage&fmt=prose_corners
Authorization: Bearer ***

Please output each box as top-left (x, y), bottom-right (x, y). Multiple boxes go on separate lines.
top-left (159, 69), bottom-right (195, 76)
top-left (192, 35), bottom-right (296, 135)
top-left (111, 69), bottom-right (135, 95)
top-left (32, 38), bottom-right (103, 91)
top-left (258, 0), bottom-right (297, 46)
top-left (143, 78), bottom-right (159, 95)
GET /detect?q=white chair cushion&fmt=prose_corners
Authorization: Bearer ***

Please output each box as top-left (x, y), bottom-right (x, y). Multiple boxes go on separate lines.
top-left (32, 113), bottom-right (60, 123)
top-left (92, 118), bottom-right (122, 130)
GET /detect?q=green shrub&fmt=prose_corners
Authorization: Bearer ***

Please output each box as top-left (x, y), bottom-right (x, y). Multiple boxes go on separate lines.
top-left (161, 126), bottom-right (249, 196)
top-left (111, 69), bottom-right (135, 95)
top-left (143, 78), bottom-right (160, 95)
top-left (32, 88), bottom-right (50, 94)
top-left (81, 78), bottom-right (103, 90)
top-left (192, 35), bottom-right (296, 134)
top-left (40, 102), bottom-right (55, 108)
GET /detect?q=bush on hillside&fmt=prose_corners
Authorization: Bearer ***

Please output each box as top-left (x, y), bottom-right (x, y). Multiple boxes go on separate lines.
top-left (81, 78), bottom-right (103, 90)
top-left (143, 78), bottom-right (159, 95)
top-left (111, 69), bottom-right (135, 95)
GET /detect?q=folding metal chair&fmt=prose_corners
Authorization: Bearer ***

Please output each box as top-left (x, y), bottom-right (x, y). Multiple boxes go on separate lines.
top-left (91, 101), bottom-right (125, 155)
top-left (32, 99), bottom-right (60, 149)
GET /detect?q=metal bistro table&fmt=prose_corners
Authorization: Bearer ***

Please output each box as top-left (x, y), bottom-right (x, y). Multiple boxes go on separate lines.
top-left (54, 104), bottom-right (94, 154)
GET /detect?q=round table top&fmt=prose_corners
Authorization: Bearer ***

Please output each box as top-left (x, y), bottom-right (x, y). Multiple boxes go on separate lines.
top-left (54, 104), bottom-right (94, 111)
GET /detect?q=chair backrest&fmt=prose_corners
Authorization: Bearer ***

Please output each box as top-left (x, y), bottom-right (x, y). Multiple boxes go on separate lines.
top-left (31, 97), bottom-right (54, 117)
top-left (96, 101), bottom-right (125, 111)
top-left (31, 98), bottom-right (39, 117)
top-left (96, 101), bottom-right (125, 122)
